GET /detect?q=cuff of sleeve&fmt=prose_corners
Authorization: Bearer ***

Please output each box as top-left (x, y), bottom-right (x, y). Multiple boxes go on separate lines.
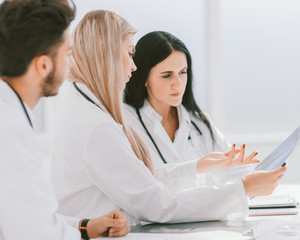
top-left (153, 159), bottom-right (199, 192)
top-left (178, 159), bottom-right (199, 176)
top-left (60, 214), bottom-right (81, 229)
top-left (154, 159), bottom-right (199, 179)
top-left (225, 180), bottom-right (249, 220)
top-left (206, 164), bottom-right (254, 186)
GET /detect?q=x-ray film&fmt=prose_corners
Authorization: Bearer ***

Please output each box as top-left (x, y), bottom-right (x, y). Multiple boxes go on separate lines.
top-left (255, 126), bottom-right (300, 171)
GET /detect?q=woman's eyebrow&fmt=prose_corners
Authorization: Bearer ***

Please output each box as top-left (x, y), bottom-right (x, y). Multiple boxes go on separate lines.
top-left (160, 71), bottom-right (173, 74)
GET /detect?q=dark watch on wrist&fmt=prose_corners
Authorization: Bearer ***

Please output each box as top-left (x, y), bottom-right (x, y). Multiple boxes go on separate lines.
top-left (80, 219), bottom-right (90, 240)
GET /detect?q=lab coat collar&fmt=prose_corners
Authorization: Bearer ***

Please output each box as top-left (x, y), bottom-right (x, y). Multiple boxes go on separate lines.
top-left (178, 104), bottom-right (192, 128)
top-left (0, 79), bottom-right (36, 126)
top-left (140, 100), bottom-right (191, 153)
top-left (140, 100), bottom-right (163, 122)
top-left (24, 100), bottom-right (35, 125)
top-left (173, 105), bottom-right (192, 144)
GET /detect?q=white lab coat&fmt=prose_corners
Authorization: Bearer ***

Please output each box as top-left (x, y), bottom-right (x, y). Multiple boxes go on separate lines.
top-left (51, 82), bottom-right (249, 226)
top-left (0, 80), bottom-right (80, 240)
top-left (124, 101), bottom-right (254, 189)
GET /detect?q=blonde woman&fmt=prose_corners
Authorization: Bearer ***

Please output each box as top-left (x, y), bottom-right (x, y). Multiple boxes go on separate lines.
top-left (51, 10), bottom-right (286, 226)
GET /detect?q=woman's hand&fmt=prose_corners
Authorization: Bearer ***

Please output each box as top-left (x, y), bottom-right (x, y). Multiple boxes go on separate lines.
top-left (197, 144), bottom-right (260, 174)
top-left (242, 165), bottom-right (287, 196)
top-left (83, 210), bottom-right (130, 238)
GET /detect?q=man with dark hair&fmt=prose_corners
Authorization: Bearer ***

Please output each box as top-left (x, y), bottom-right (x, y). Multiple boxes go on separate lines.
top-left (0, 0), bottom-right (129, 239)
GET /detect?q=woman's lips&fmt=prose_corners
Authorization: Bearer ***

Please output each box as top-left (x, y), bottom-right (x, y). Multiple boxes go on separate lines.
top-left (170, 92), bottom-right (180, 97)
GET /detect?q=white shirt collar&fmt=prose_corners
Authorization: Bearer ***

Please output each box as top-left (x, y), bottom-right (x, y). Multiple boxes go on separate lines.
top-left (140, 99), bottom-right (192, 127)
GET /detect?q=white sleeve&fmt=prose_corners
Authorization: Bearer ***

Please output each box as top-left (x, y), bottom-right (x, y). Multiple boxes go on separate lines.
top-left (82, 121), bottom-right (249, 223)
top-left (153, 159), bottom-right (208, 191)
top-left (0, 124), bottom-right (80, 240)
top-left (60, 214), bottom-right (81, 229)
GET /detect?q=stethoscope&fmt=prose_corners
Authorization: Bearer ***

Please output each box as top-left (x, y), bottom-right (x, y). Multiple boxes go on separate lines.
top-left (73, 82), bottom-right (203, 164)
top-left (136, 108), bottom-right (202, 164)
top-left (73, 82), bottom-right (104, 111)
top-left (7, 83), bottom-right (33, 128)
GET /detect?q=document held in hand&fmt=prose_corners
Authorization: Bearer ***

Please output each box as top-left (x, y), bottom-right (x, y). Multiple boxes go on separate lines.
top-left (255, 126), bottom-right (300, 171)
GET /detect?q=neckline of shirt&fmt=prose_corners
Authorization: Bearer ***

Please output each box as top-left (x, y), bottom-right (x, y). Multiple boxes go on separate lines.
top-left (140, 100), bottom-right (192, 128)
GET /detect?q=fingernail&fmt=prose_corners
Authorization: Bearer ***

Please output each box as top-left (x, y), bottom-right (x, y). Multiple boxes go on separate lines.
top-left (233, 144), bottom-right (235, 148)
top-left (242, 144), bottom-right (245, 148)
top-left (255, 152), bottom-right (258, 156)
top-left (119, 219), bottom-right (125, 223)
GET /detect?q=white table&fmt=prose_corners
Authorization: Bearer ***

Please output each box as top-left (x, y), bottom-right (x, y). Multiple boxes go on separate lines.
top-left (99, 184), bottom-right (300, 240)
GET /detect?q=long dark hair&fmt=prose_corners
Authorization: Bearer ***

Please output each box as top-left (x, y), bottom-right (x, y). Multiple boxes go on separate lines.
top-left (124, 31), bottom-right (215, 142)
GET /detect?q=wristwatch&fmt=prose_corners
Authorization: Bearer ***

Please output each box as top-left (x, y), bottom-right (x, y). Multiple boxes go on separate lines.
top-left (80, 219), bottom-right (90, 240)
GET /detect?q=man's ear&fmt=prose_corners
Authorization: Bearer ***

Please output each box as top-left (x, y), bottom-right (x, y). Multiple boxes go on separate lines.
top-left (34, 55), bottom-right (53, 78)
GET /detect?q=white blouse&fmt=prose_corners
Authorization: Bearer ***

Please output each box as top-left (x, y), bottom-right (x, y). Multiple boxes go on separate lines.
top-left (51, 82), bottom-right (249, 226)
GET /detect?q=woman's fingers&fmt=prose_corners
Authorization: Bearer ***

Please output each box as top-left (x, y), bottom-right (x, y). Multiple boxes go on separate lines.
top-left (277, 173), bottom-right (284, 181)
top-left (221, 144), bottom-right (261, 168)
top-left (234, 149), bottom-right (241, 155)
top-left (109, 225), bottom-right (131, 237)
top-left (224, 144), bottom-right (235, 156)
top-left (236, 144), bottom-right (245, 162)
top-left (228, 145), bottom-right (260, 166)
top-left (248, 158), bottom-right (260, 164)
top-left (224, 144), bottom-right (242, 158)
top-left (243, 151), bottom-right (259, 164)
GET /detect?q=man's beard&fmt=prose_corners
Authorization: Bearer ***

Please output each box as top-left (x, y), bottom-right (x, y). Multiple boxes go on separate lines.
top-left (41, 60), bottom-right (60, 97)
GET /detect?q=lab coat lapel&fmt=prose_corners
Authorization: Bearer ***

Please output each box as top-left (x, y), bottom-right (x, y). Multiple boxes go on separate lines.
top-left (152, 121), bottom-right (181, 163)
top-left (0, 79), bottom-right (36, 129)
top-left (141, 101), bottom-right (181, 163)
top-left (173, 105), bottom-right (190, 146)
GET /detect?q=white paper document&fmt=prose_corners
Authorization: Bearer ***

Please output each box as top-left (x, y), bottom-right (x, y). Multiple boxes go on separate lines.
top-left (249, 208), bottom-right (299, 216)
top-left (249, 195), bottom-right (299, 209)
top-left (255, 126), bottom-right (300, 171)
top-left (248, 195), bottom-right (299, 216)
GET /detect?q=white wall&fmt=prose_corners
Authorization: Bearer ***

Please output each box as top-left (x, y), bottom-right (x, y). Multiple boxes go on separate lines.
top-left (206, 0), bottom-right (300, 183)
top-left (31, 0), bottom-right (300, 183)
top-left (211, 0), bottom-right (300, 138)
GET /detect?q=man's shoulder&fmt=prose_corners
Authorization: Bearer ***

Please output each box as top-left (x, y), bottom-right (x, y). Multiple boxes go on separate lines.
top-left (0, 99), bottom-right (31, 133)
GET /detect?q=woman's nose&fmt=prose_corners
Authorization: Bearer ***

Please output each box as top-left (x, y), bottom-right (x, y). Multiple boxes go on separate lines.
top-left (131, 60), bottom-right (137, 72)
top-left (171, 75), bottom-right (181, 88)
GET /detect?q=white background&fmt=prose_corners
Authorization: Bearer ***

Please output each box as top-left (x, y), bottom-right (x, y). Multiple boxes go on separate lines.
top-left (16, 0), bottom-right (300, 183)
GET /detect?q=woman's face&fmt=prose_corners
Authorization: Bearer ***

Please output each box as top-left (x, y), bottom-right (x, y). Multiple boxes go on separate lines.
top-left (122, 34), bottom-right (136, 88)
top-left (146, 50), bottom-right (188, 109)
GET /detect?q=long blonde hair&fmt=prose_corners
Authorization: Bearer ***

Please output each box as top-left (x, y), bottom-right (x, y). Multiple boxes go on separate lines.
top-left (70, 10), bottom-right (153, 173)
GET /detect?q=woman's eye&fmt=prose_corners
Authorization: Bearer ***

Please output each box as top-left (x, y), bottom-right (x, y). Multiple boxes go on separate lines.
top-left (162, 74), bottom-right (171, 78)
top-left (181, 71), bottom-right (187, 75)
top-left (129, 52), bottom-right (135, 57)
